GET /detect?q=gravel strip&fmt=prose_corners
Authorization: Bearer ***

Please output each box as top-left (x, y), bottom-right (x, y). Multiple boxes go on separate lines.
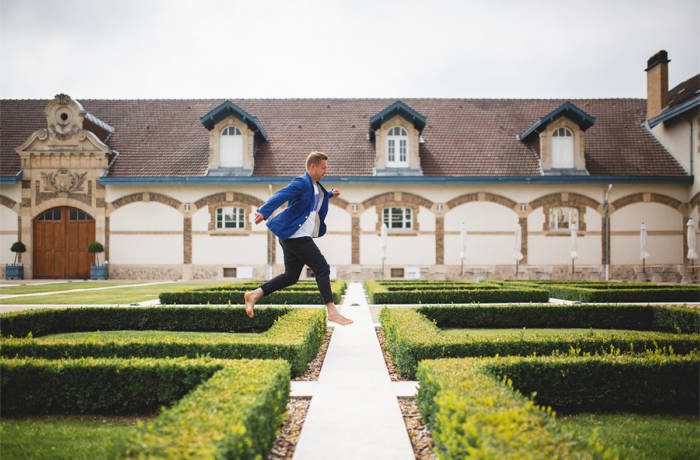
top-left (375, 327), bottom-right (409, 381)
top-left (398, 397), bottom-right (437, 460)
top-left (294, 328), bottom-right (333, 381)
top-left (268, 396), bottom-right (312, 460)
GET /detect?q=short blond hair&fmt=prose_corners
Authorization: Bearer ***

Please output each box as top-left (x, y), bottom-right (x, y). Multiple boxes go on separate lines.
top-left (306, 151), bottom-right (328, 169)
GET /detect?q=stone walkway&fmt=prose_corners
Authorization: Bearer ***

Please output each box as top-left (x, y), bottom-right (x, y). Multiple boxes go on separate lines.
top-left (293, 282), bottom-right (414, 460)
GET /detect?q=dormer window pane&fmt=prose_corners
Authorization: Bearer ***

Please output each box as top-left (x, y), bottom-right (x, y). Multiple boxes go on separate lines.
top-left (551, 127), bottom-right (574, 168)
top-left (387, 126), bottom-right (408, 167)
top-left (221, 126), bottom-right (243, 167)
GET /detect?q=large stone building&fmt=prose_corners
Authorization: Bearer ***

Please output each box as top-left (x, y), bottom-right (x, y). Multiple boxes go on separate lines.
top-left (1, 50), bottom-right (698, 281)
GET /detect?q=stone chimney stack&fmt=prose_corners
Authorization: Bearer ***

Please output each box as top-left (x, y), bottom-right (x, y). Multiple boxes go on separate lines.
top-left (645, 50), bottom-right (670, 120)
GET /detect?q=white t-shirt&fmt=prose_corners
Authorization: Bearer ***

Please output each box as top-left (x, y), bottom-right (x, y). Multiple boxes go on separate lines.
top-left (290, 182), bottom-right (321, 238)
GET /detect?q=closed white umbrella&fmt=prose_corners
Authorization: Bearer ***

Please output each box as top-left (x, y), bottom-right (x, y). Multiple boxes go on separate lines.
top-left (687, 218), bottom-right (698, 261)
top-left (513, 225), bottom-right (523, 276)
top-left (459, 221), bottom-right (467, 275)
top-left (569, 221), bottom-right (578, 275)
top-left (640, 222), bottom-right (650, 272)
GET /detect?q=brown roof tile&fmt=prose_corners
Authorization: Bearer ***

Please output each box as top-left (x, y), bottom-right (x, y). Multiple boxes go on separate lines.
top-left (0, 97), bottom-right (687, 178)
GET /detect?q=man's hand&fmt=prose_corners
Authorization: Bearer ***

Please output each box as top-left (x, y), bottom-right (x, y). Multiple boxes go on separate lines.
top-left (332, 188), bottom-right (341, 197)
top-left (254, 212), bottom-right (265, 224)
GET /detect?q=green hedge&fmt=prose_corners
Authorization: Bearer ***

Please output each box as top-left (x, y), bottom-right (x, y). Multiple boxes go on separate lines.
top-left (416, 304), bottom-right (700, 333)
top-left (380, 307), bottom-right (700, 378)
top-left (544, 286), bottom-right (700, 302)
top-left (1, 357), bottom-right (290, 459)
top-left (0, 307), bottom-right (325, 377)
top-left (160, 280), bottom-right (346, 305)
top-left (365, 280), bottom-right (548, 304)
top-left (416, 355), bottom-right (698, 459)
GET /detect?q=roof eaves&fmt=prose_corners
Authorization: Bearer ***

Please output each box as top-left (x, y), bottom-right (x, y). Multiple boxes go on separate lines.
top-left (648, 95), bottom-right (700, 128)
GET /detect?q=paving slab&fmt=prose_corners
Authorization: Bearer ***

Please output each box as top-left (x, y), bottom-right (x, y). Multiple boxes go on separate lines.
top-left (293, 282), bottom-right (414, 460)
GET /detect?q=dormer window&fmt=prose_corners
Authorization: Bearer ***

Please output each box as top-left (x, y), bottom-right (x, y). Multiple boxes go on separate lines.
top-left (551, 127), bottom-right (574, 168)
top-left (387, 126), bottom-right (408, 167)
top-left (220, 126), bottom-right (243, 167)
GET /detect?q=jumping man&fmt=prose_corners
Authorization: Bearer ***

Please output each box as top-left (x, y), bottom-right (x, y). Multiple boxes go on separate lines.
top-left (244, 151), bottom-right (353, 325)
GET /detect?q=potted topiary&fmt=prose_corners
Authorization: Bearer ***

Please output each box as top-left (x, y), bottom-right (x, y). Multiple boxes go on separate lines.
top-left (88, 241), bottom-right (108, 280)
top-left (6, 241), bottom-right (26, 280)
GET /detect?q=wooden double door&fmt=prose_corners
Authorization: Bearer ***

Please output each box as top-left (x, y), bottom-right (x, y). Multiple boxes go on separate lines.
top-left (33, 206), bottom-right (95, 279)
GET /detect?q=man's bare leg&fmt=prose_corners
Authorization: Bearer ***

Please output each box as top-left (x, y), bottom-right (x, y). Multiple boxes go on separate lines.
top-left (327, 302), bottom-right (353, 325)
top-left (243, 287), bottom-right (263, 318)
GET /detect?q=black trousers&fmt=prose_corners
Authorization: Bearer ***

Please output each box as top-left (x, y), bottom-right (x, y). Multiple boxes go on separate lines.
top-left (260, 236), bottom-right (333, 304)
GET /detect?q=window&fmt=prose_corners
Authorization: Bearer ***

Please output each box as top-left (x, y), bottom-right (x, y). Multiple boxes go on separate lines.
top-left (70, 208), bottom-right (93, 221)
top-left (220, 126), bottom-right (243, 167)
top-left (551, 127), bottom-right (574, 168)
top-left (387, 126), bottom-right (408, 167)
top-left (36, 208), bottom-right (62, 220)
top-left (390, 268), bottom-right (405, 278)
top-left (216, 207), bottom-right (246, 229)
top-left (548, 207), bottom-right (578, 232)
top-left (382, 207), bottom-right (412, 230)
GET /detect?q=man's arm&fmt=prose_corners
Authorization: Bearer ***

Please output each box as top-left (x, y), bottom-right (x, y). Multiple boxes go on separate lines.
top-left (256, 176), bottom-right (306, 221)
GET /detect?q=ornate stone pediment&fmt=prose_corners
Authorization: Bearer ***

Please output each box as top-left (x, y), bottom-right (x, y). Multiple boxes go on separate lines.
top-left (41, 169), bottom-right (88, 193)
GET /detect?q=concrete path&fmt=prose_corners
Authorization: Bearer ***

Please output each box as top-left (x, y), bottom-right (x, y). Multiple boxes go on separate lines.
top-left (293, 282), bottom-right (414, 460)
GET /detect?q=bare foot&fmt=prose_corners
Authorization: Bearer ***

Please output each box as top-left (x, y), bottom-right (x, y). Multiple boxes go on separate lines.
top-left (243, 290), bottom-right (258, 318)
top-left (327, 312), bottom-right (353, 325)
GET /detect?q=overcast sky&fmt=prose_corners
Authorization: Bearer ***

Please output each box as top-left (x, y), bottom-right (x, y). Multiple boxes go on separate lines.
top-left (1, 0), bottom-right (698, 100)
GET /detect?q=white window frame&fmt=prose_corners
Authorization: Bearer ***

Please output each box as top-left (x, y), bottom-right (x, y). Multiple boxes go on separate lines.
top-left (216, 206), bottom-right (246, 230)
top-left (551, 127), bottom-right (574, 168)
top-left (387, 126), bottom-right (409, 167)
top-left (382, 207), bottom-right (412, 230)
top-left (548, 206), bottom-right (578, 232)
top-left (220, 126), bottom-right (243, 167)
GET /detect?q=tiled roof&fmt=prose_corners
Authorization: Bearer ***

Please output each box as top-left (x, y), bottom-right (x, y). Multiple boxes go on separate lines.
top-left (0, 98), bottom-right (688, 178)
top-left (666, 74), bottom-right (700, 109)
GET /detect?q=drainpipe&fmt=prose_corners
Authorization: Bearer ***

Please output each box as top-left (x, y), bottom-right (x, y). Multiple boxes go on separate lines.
top-left (683, 116), bottom-right (694, 177)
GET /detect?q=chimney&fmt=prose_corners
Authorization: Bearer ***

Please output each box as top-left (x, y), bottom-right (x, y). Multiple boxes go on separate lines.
top-left (645, 50), bottom-right (670, 120)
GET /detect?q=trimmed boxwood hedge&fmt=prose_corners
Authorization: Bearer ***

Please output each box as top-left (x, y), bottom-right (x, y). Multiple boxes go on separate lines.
top-left (0, 307), bottom-right (325, 377)
top-left (160, 280), bottom-right (347, 305)
top-left (502, 280), bottom-right (700, 302)
top-left (365, 280), bottom-right (548, 304)
top-left (380, 306), bottom-right (700, 378)
top-left (416, 354), bottom-right (698, 459)
top-left (1, 357), bottom-right (290, 459)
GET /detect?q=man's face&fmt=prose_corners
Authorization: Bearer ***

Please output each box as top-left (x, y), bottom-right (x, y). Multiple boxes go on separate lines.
top-left (308, 159), bottom-right (328, 181)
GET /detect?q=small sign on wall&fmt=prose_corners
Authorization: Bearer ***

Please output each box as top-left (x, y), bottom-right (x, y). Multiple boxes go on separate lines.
top-left (404, 267), bottom-right (421, 279)
top-left (237, 266), bottom-right (253, 279)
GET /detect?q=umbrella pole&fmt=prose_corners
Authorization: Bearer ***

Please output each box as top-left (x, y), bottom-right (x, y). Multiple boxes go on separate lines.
top-left (571, 259), bottom-right (575, 277)
top-left (642, 258), bottom-right (645, 273)
top-left (515, 261), bottom-right (518, 276)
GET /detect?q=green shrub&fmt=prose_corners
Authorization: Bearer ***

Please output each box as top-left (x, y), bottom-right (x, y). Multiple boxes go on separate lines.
top-left (544, 286), bottom-right (700, 302)
top-left (416, 354), bottom-right (698, 459)
top-left (0, 307), bottom-right (325, 377)
top-left (380, 307), bottom-right (700, 378)
top-left (364, 280), bottom-right (548, 304)
top-left (0, 357), bottom-right (290, 459)
top-left (160, 280), bottom-right (346, 305)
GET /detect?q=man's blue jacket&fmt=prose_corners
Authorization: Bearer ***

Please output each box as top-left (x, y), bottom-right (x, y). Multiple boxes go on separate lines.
top-left (258, 172), bottom-right (334, 240)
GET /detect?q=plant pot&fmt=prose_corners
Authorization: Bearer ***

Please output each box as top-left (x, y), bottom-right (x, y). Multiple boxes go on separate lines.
top-left (90, 264), bottom-right (108, 280)
top-left (5, 264), bottom-right (24, 280)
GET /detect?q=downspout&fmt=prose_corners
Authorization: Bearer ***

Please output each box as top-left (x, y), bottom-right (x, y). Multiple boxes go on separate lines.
top-left (684, 116), bottom-right (694, 177)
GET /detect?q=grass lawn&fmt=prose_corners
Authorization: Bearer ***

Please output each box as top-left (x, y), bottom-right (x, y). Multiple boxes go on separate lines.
top-left (559, 413), bottom-right (700, 460)
top-left (0, 415), bottom-right (146, 460)
top-left (0, 282), bottom-right (219, 305)
top-left (0, 282), bottom-right (139, 296)
top-left (37, 330), bottom-right (262, 341)
top-left (440, 328), bottom-right (679, 339)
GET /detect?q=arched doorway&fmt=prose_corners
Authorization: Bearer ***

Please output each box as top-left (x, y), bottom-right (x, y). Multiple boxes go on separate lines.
top-left (33, 206), bottom-right (95, 279)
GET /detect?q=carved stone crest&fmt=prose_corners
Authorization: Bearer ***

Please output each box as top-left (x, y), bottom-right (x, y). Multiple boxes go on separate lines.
top-left (41, 168), bottom-right (88, 193)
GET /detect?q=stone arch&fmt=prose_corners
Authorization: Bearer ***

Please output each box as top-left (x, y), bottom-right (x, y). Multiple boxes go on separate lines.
top-left (109, 192), bottom-right (182, 215)
top-left (361, 191), bottom-right (434, 211)
top-left (32, 199), bottom-right (95, 220)
top-left (193, 191), bottom-right (263, 211)
top-left (528, 191), bottom-right (600, 214)
top-left (446, 191), bottom-right (517, 211)
top-left (690, 192), bottom-right (700, 212)
top-left (611, 192), bottom-right (685, 214)
top-left (0, 195), bottom-right (18, 211)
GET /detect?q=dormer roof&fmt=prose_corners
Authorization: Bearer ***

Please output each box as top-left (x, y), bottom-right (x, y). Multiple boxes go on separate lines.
top-left (200, 100), bottom-right (268, 141)
top-left (518, 101), bottom-right (596, 141)
top-left (369, 100), bottom-right (427, 133)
